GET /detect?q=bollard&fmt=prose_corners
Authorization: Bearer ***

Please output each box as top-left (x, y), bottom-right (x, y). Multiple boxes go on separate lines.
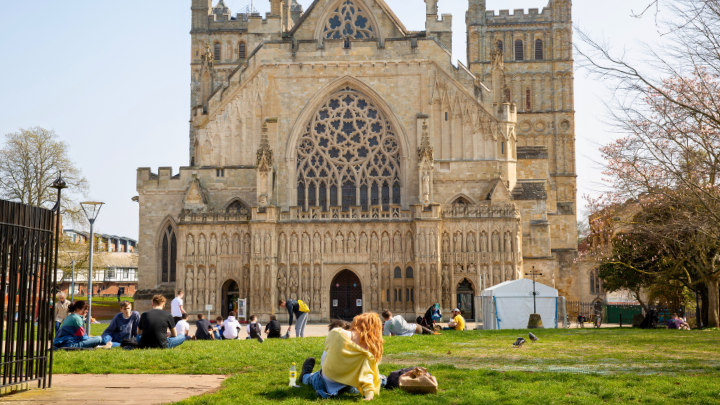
top-left (619, 314), bottom-right (623, 328)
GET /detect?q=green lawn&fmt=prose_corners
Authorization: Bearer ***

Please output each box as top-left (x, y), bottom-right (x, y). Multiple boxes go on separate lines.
top-left (54, 327), bottom-right (720, 404)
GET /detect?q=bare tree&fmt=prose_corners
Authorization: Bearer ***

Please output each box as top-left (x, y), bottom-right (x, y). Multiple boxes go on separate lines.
top-left (578, 0), bottom-right (720, 327)
top-left (0, 127), bottom-right (89, 225)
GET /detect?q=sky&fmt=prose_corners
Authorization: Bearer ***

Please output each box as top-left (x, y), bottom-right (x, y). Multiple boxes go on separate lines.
top-left (0, 0), bottom-right (660, 240)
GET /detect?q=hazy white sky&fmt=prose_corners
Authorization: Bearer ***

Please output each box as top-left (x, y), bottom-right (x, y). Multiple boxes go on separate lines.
top-left (0, 0), bottom-right (660, 240)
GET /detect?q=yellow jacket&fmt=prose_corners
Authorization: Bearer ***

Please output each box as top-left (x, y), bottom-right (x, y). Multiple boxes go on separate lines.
top-left (322, 328), bottom-right (381, 397)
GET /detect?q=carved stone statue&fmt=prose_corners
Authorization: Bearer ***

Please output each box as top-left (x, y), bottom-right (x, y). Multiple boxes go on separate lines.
top-left (359, 233), bottom-right (368, 253)
top-left (393, 233), bottom-right (402, 253)
top-left (456, 264), bottom-right (464, 274)
top-left (442, 234), bottom-right (450, 253)
top-left (302, 233), bottom-right (310, 254)
top-left (504, 232), bottom-right (512, 252)
top-left (420, 265), bottom-right (426, 287)
top-left (493, 265), bottom-right (501, 285)
top-left (370, 264), bottom-right (379, 307)
top-left (348, 233), bottom-right (356, 254)
top-left (505, 265), bottom-right (513, 281)
top-left (405, 235), bottom-right (413, 255)
top-left (324, 234), bottom-right (332, 254)
top-left (422, 170), bottom-right (430, 201)
top-left (221, 235), bottom-right (229, 255)
top-left (382, 234), bottom-right (390, 254)
top-left (243, 235), bottom-right (251, 256)
top-left (254, 234), bottom-right (261, 254)
top-left (480, 233), bottom-right (488, 252)
top-left (233, 235), bottom-right (241, 255)
top-left (199, 235), bottom-right (207, 263)
top-left (441, 266), bottom-right (450, 307)
top-left (186, 235), bottom-right (195, 263)
top-left (468, 264), bottom-right (477, 274)
top-left (210, 235), bottom-right (218, 257)
top-left (277, 267), bottom-right (287, 298)
top-left (454, 233), bottom-right (462, 252)
top-left (371, 234), bottom-right (379, 253)
top-left (264, 234), bottom-right (271, 256)
top-left (302, 266), bottom-right (311, 299)
top-left (430, 264), bottom-right (438, 302)
top-left (313, 266), bottom-right (321, 310)
top-left (313, 233), bottom-right (321, 254)
top-left (210, 290), bottom-right (216, 307)
top-left (335, 233), bottom-right (344, 254)
top-left (185, 270), bottom-right (194, 309)
top-left (209, 267), bottom-right (216, 291)
top-left (289, 266), bottom-right (299, 300)
top-left (290, 233), bottom-right (297, 253)
top-left (492, 232), bottom-right (500, 252)
top-left (197, 269), bottom-right (206, 306)
top-left (467, 233), bottom-right (476, 252)
top-left (419, 232), bottom-right (426, 253)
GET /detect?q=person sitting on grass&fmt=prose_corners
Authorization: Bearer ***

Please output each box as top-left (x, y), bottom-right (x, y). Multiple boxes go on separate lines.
top-left (443, 308), bottom-right (466, 331)
top-left (213, 316), bottom-right (224, 340)
top-left (222, 311), bottom-right (242, 340)
top-left (101, 301), bottom-right (140, 347)
top-left (195, 314), bottom-right (214, 340)
top-left (246, 314), bottom-right (264, 343)
top-left (54, 300), bottom-right (112, 349)
top-left (176, 313), bottom-right (191, 339)
top-left (382, 310), bottom-right (436, 336)
top-left (138, 295), bottom-right (185, 349)
top-left (667, 313), bottom-right (690, 330)
top-left (300, 312), bottom-right (384, 401)
top-left (265, 315), bottom-right (282, 338)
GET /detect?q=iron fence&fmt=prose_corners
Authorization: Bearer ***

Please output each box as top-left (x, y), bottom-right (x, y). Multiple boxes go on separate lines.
top-left (0, 193), bottom-right (62, 390)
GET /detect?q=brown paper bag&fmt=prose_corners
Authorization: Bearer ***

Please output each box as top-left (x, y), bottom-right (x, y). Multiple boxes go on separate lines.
top-left (398, 367), bottom-right (438, 394)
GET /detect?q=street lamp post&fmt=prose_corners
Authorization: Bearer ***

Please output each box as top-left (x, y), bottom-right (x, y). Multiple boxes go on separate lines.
top-left (524, 266), bottom-right (543, 314)
top-left (80, 202), bottom-right (104, 333)
top-left (66, 252), bottom-right (80, 302)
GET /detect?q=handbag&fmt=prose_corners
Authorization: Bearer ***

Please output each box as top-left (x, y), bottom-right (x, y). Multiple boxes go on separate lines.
top-left (298, 300), bottom-right (310, 313)
top-left (398, 367), bottom-right (438, 394)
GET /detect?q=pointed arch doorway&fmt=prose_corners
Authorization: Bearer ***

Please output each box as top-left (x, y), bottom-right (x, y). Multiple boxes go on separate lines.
top-left (330, 270), bottom-right (363, 321)
top-left (222, 280), bottom-right (240, 318)
top-left (457, 279), bottom-right (475, 322)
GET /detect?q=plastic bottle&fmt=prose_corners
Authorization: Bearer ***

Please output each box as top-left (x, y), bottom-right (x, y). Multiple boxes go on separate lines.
top-left (289, 363), bottom-right (297, 387)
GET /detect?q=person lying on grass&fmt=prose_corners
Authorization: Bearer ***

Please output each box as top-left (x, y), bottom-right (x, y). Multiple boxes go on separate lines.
top-left (137, 294), bottom-right (185, 349)
top-left (101, 301), bottom-right (140, 347)
top-left (382, 310), bottom-right (436, 336)
top-left (300, 312), bottom-right (384, 401)
top-left (54, 300), bottom-right (112, 350)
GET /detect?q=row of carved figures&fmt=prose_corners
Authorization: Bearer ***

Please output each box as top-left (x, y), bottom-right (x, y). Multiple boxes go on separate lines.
top-left (183, 228), bottom-right (517, 265)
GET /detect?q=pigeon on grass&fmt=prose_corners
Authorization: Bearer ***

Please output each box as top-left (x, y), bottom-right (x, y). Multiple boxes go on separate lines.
top-left (528, 332), bottom-right (539, 343)
top-left (512, 337), bottom-right (526, 348)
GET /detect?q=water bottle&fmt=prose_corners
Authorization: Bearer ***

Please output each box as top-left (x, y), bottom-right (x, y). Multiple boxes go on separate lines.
top-left (289, 362), bottom-right (297, 387)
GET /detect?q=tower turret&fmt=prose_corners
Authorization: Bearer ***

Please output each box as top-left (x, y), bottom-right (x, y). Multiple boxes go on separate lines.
top-left (191, 0), bottom-right (212, 31)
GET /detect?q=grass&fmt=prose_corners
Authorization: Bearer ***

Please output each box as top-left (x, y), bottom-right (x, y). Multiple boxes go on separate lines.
top-left (54, 327), bottom-right (720, 404)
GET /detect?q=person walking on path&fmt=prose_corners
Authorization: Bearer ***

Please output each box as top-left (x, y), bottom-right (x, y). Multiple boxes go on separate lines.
top-left (138, 295), bottom-right (185, 349)
top-left (171, 290), bottom-right (186, 324)
top-left (54, 300), bottom-right (112, 349)
top-left (55, 293), bottom-right (70, 332)
top-left (101, 301), bottom-right (140, 347)
top-left (279, 299), bottom-right (310, 338)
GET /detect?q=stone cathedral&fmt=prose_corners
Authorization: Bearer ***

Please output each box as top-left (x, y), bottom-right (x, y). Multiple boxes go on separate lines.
top-left (134, 0), bottom-right (579, 321)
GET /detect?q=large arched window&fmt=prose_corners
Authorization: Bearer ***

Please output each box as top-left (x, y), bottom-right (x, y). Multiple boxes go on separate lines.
top-left (590, 268), bottom-right (604, 294)
top-left (405, 267), bottom-right (414, 279)
top-left (535, 39), bottom-right (544, 60)
top-left (160, 224), bottom-right (177, 283)
top-left (296, 87), bottom-right (401, 211)
top-left (238, 42), bottom-right (246, 59)
top-left (323, 0), bottom-right (376, 40)
top-left (515, 40), bottom-right (524, 61)
top-left (394, 266), bottom-right (402, 279)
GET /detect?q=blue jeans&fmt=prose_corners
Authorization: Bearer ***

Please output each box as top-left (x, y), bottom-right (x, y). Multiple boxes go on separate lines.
top-left (60, 336), bottom-right (104, 349)
top-left (101, 334), bottom-right (123, 348)
top-left (302, 371), bottom-right (359, 399)
top-left (212, 330), bottom-right (223, 340)
top-left (55, 321), bottom-right (61, 332)
top-left (167, 334), bottom-right (185, 349)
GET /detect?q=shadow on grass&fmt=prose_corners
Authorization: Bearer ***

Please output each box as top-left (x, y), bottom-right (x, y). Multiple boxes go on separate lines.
top-left (259, 386), bottom-right (320, 401)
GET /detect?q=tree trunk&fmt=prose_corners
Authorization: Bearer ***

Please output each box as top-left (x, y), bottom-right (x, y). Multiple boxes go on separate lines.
top-left (704, 277), bottom-right (719, 329)
top-left (700, 285), bottom-right (709, 328)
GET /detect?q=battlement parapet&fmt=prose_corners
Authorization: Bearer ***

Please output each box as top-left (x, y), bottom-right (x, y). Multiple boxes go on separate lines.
top-left (484, 7), bottom-right (554, 24)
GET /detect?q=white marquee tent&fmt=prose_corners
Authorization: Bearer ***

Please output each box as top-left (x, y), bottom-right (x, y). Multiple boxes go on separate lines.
top-left (480, 278), bottom-right (560, 330)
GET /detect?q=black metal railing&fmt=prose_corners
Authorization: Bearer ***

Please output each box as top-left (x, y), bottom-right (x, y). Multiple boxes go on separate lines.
top-left (0, 191), bottom-right (62, 389)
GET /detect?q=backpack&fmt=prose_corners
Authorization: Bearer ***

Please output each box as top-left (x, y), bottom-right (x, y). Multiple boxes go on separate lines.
top-left (387, 366), bottom-right (433, 390)
top-left (249, 322), bottom-right (261, 338)
top-left (298, 300), bottom-right (310, 313)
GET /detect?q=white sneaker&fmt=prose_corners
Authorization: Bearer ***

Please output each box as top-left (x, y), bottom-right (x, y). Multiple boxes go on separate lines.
top-left (98, 342), bottom-right (113, 349)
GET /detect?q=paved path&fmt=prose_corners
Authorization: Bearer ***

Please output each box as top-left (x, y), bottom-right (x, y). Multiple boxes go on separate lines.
top-left (0, 374), bottom-right (226, 405)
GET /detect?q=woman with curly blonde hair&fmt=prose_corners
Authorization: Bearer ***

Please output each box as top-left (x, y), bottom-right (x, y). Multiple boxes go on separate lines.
top-left (300, 312), bottom-right (385, 400)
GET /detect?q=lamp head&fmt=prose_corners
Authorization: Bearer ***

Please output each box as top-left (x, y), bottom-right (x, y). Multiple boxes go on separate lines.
top-left (51, 172), bottom-right (67, 190)
top-left (80, 201), bottom-right (105, 222)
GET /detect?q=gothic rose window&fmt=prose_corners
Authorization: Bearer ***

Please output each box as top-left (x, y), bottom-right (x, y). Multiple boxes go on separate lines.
top-left (323, 0), bottom-right (375, 40)
top-left (296, 87), bottom-right (401, 211)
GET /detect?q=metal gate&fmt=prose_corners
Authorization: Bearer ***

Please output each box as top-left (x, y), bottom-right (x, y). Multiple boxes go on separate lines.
top-left (330, 270), bottom-right (363, 321)
top-left (0, 183), bottom-right (63, 390)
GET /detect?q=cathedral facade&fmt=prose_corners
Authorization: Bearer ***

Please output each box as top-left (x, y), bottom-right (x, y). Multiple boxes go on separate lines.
top-left (135, 0), bottom-right (579, 321)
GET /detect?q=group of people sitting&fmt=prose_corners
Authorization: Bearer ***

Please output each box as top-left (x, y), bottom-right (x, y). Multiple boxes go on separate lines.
top-left (54, 294), bottom-right (185, 350)
top-left (667, 313), bottom-right (690, 330)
